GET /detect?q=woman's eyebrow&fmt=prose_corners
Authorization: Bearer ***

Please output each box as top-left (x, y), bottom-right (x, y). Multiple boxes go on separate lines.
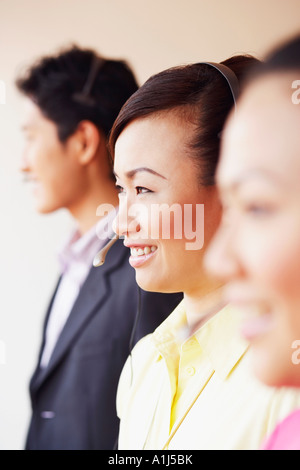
top-left (114, 167), bottom-right (167, 180)
top-left (218, 168), bottom-right (286, 193)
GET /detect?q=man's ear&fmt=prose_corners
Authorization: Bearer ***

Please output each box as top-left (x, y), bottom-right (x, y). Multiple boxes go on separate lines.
top-left (73, 120), bottom-right (102, 165)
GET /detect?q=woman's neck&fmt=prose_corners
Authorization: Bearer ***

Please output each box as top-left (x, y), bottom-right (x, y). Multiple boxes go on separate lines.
top-left (184, 281), bottom-right (225, 335)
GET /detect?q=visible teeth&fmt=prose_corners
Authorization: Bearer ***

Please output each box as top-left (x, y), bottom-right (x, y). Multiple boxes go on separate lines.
top-left (131, 246), bottom-right (157, 257)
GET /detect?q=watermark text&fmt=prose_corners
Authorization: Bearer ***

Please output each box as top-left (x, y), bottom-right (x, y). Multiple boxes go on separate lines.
top-left (95, 202), bottom-right (205, 250)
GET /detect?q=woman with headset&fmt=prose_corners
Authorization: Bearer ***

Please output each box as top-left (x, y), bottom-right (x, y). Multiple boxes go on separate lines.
top-left (205, 35), bottom-right (300, 450)
top-left (106, 54), bottom-right (300, 450)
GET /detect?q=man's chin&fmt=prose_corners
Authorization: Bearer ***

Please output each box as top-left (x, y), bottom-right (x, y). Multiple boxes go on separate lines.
top-left (35, 202), bottom-right (61, 215)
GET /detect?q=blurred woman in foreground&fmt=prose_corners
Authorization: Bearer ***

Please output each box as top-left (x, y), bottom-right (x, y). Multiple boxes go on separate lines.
top-left (206, 34), bottom-right (300, 450)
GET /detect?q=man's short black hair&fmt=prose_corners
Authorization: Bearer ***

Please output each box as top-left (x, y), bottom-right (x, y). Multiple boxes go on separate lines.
top-left (16, 44), bottom-right (139, 142)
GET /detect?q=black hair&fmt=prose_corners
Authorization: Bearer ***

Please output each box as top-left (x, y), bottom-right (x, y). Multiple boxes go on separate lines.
top-left (243, 33), bottom-right (300, 94)
top-left (258, 34), bottom-right (300, 74)
top-left (109, 55), bottom-right (259, 186)
top-left (16, 44), bottom-right (139, 142)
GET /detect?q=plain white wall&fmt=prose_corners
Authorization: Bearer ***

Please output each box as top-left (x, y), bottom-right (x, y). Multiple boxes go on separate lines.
top-left (0, 0), bottom-right (300, 450)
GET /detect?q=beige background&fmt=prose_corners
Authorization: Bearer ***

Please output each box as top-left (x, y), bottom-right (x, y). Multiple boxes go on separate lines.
top-left (0, 0), bottom-right (299, 449)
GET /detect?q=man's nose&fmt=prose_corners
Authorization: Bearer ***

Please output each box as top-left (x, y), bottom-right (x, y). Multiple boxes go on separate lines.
top-left (20, 149), bottom-right (30, 174)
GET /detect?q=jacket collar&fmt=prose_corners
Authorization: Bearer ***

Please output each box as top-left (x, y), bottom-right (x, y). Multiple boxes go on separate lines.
top-left (31, 237), bottom-right (129, 392)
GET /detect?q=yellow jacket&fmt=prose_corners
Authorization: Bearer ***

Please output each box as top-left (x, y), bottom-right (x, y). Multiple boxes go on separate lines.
top-left (117, 300), bottom-right (300, 450)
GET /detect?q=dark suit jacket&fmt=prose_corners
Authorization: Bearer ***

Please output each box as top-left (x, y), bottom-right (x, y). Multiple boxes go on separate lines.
top-left (25, 238), bottom-right (182, 450)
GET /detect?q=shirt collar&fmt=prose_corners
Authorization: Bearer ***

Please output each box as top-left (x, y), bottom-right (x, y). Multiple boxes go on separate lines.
top-left (194, 304), bottom-right (249, 379)
top-left (152, 299), bottom-right (249, 381)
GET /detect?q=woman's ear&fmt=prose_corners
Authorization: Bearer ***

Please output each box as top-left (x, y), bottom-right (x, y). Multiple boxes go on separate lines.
top-left (73, 120), bottom-right (101, 166)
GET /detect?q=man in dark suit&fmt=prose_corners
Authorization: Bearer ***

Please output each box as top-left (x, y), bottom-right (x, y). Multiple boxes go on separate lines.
top-left (17, 45), bottom-right (182, 450)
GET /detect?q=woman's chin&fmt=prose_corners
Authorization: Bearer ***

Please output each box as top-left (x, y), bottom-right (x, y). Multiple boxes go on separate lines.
top-left (134, 271), bottom-right (172, 294)
top-left (250, 346), bottom-right (299, 388)
top-left (136, 276), bottom-right (162, 293)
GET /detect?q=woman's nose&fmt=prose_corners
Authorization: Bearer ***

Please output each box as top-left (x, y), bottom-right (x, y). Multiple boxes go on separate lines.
top-left (113, 200), bottom-right (141, 239)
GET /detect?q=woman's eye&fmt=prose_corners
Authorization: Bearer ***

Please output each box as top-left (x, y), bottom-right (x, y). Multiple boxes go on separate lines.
top-left (244, 203), bottom-right (275, 217)
top-left (136, 186), bottom-right (152, 195)
top-left (115, 185), bottom-right (153, 196)
top-left (116, 185), bottom-right (125, 195)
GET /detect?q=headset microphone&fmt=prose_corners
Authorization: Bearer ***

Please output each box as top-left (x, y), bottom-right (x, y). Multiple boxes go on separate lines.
top-left (93, 235), bottom-right (119, 267)
top-left (92, 231), bottom-right (142, 386)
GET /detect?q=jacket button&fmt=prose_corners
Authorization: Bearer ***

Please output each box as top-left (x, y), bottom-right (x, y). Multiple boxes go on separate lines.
top-left (40, 411), bottom-right (55, 419)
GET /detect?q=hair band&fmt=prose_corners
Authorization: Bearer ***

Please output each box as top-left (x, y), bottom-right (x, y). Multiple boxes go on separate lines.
top-left (199, 62), bottom-right (240, 107)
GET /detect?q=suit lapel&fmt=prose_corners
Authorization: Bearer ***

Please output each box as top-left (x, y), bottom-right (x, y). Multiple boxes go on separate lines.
top-left (31, 238), bottom-right (129, 392)
top-left (29, 277), bottom-right (62, 391)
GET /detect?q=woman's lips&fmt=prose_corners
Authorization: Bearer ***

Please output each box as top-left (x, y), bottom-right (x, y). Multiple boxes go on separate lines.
top-left (240, 311), bottom-right (276, 342)
top-left (222, 285), bottom-right (276, 342)
top-left (128, 245), bottom-right (158, 268)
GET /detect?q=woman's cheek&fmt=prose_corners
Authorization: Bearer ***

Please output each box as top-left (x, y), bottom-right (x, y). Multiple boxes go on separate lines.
top-left (245, 228), bottom-right (300, 296)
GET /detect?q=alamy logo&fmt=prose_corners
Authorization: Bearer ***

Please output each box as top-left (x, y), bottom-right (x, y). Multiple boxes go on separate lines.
top-left (291, 80), bottom-right (300, 104)
top-left (0, 80), bottom-right (6, 104)
top-left (291, 339), bottom-right (300, 365)
top-left (96, 202), bottom-right (205, 250)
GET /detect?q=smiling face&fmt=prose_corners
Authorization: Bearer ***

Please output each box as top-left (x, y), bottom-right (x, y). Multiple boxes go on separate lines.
top-left (113, 112), bottom-right (221, 295)
top-left (205, 73), bottom-right (300, 387)
top-left (20, 98), bottom-right (87, 214)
